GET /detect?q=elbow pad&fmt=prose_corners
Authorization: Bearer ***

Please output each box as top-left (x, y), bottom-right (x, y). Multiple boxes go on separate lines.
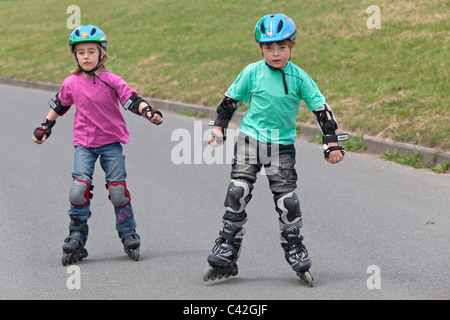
top-left (124, 93), bottom-right (147, 115)
top-left (49, 93), bottom-right (71, 116)
top-left (209, 92), bottom-right (242, 128)
top-left (312, 103), bottom-right (338, 135)
top-left (313, 104), bottom-right (349, 158)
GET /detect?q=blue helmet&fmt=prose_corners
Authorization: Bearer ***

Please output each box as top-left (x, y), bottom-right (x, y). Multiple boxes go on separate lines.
top-left (69, 25), bottom-right (107, 56)
top-left (254, 13), bottom-right (297, 43)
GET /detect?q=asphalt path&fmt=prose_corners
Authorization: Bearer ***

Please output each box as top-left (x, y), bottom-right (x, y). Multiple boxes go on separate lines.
top-left (0, 84), bottom-right (449, 301)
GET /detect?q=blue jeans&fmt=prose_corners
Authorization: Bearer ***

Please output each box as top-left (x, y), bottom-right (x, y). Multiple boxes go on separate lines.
top-left (68, 143), bottom-right (136, 232)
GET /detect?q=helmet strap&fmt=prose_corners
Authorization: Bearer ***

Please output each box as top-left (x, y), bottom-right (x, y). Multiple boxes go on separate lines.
top-left (76, 60), bottom-right (100, 83)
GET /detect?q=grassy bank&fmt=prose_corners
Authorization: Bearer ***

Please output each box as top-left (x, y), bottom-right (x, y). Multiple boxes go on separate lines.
top-left (1, 0), bottom-right (448, 150)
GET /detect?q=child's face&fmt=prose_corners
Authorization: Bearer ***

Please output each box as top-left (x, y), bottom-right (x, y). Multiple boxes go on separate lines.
top-left (261, 41), bottom-right (294, 69)
top-left (75, 42), bottom-right (103, 72)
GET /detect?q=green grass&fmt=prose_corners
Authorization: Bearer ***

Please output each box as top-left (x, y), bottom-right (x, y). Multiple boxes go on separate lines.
top-left (179, 109), bottom-right (205, 119)
top-left (381, 148), bottom-right (449, 173)
top-left (381, 149), bottom-right (430, 168)
top-left (431, 160), bottom-right (449, 173)
top-left (343, 135), bottom-right (366, 152)
top-left (1, 0), bottom-right (449, 150)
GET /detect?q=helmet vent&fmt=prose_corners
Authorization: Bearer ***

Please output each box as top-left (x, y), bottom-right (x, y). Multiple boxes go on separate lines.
top-left (75, 29), bottom-right (80, 37)
top-left (91, 28), bottom-right (96, 35)
top-left (260, 23), bottom-right (265, 35)
top-left (277, 20), bottom-right (284, 33)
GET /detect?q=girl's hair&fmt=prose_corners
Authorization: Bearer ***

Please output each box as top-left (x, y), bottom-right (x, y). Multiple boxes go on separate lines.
top-left (71, 44), bottom-right (113, 75)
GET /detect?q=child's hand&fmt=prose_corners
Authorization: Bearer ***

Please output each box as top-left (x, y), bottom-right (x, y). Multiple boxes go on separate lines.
top-left (143, 109), bottom-right (163, 125)
top-left (32, 126), bottom-right (52, 144)
top-left (324, 142), bottom-right (344, 163)
top-left (149, 112), bottom-right (163, 125)
top-left (325, 149), bottom-right (343, 164)
top-left (208, 127), bottom-right (225, 148)
top-left (32, 133), bottom-right (47, 144)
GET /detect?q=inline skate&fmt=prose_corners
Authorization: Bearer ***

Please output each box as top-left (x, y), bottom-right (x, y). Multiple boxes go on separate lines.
top-left (119, 229), bottom-right (140, 261)
top-left (280, 226), bottom-right (314, 287)
top-left (61, 218), bottom-right (88, 266)
top-left (203, 222), bottom-right (245, 281)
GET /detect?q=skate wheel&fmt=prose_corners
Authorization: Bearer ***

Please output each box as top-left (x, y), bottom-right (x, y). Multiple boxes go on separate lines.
top-left (125, 248), bottom-right (140, 261)
top-left (297, 271), bottom-right (314, 287)
top-left (303, 271), bottom-right (314, 287)
top-left (130, 249), bottom-right (140, 261)
top-left (61, 253), bottom-right (70, 266)
top-left (232, 264), bottom-right (239, 277)
top-left (62, 248), bottom-right (88, 266)
top-left (78, 248), bottom-right (88, 261)
top-left (62, 252), bottom-right (76, 266)
top-left (203, 266), bottom-right (213, 282)
top-left (203, 264), bottom-right (238, 282)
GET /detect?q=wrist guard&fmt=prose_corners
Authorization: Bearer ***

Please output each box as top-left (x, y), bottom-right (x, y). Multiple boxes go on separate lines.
top-left (313, 103), bottom-right (348, 159)
top-left (124, 93), bottom-right (147, 115)
top-left (209, 92), bottom-right (241, 128)
top-left (312, 103), bottom-right (338, 136)
top-left (322, 134), bottom-right (349, 144)
top-left (141, 105), bottom-right (163, 125)
top-left (33, 118), bottom-right (56, 141)
top-left (323, 134), bottom-right (348, 159)
top-left (323, 145), bottom-right (346, 158)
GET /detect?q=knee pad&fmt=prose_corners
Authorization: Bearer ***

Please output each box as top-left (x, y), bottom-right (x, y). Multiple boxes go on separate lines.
top-left (224, 179), bottom-right (252, 214)
top-left (107, 181), bottom-right (131, 208)
top-left (69, 179), bottom-right (93, 207)
top-left (276, 192), bottom-right (302, 227)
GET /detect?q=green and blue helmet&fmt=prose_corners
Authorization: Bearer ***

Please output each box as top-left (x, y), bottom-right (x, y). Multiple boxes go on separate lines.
top-left (69, 25), bottom-right (107, 56)
top-left (254, 13), bottom-right (297, 43)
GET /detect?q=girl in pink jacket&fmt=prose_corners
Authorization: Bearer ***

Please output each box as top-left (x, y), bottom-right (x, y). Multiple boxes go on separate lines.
top-left (33, 25), bottom-right (162, 265)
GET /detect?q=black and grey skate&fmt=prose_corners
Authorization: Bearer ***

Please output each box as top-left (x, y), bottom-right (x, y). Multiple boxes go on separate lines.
top-left (203, 222), bottom-right (245, 282)
top-left (62, 218), bottom-right (88, 266)
top-left (280, 226), bottom-right (313, 287)
top-left (119, 230), bottom-right (140, 261)
top-left (203, 264), bottom-right (239, 281)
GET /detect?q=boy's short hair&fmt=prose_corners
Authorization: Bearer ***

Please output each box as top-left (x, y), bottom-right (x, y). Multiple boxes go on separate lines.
top-left (259, 39), bottom-right (295, 49)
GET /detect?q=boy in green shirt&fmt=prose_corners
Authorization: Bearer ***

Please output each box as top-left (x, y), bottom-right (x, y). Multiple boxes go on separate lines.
top-left (203, 13), bottom-right (345, 286)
